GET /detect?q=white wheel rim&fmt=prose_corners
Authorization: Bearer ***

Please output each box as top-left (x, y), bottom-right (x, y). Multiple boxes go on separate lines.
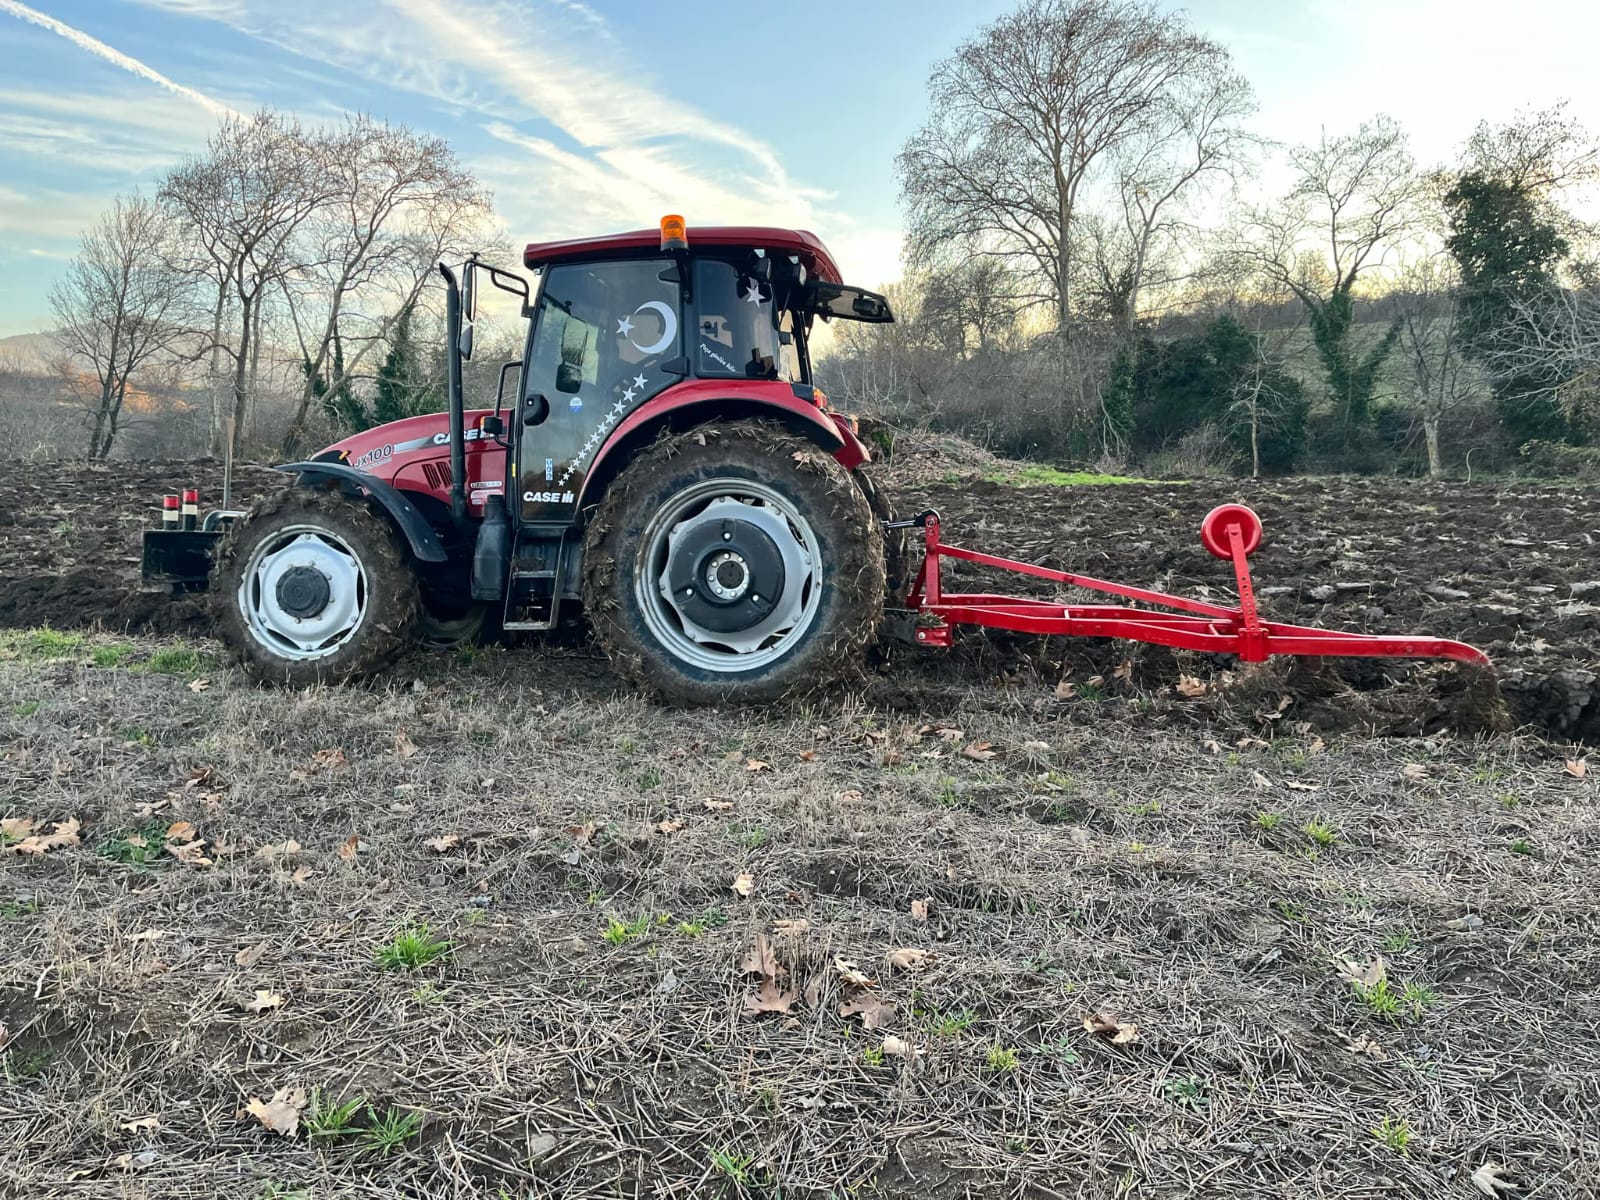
top-left (635, 478), bottom-right (823, 674)
top-left (236, 524), bottom-right (369, 662)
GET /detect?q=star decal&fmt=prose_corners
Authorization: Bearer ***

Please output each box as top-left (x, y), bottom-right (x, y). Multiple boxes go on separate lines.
top-left (616, 315), bottom-right (635, 336)
top-left (744, 284), bottom-right (764, 304)
top-left (622, 386), bottom-right (637, 403)
top-left (632, 373), bottom-right (647, 389)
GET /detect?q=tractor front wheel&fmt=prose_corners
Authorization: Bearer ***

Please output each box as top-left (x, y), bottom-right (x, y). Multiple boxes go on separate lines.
top-left (214, 487), bottom-right (420, 686)
top-left (583, 422), bottom-right (885, 704)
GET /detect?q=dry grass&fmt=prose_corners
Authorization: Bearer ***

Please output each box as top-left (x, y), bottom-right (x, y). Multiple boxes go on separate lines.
top-left (3, 636), bottom-right (1599, 1199)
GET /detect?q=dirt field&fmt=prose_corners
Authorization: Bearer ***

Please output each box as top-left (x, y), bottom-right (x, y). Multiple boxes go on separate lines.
top-left (3, 453), bottom-right (1599, 1198)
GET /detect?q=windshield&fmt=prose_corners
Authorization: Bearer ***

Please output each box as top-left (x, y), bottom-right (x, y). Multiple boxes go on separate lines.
top-left (693, 258), bottom-right (804, 384)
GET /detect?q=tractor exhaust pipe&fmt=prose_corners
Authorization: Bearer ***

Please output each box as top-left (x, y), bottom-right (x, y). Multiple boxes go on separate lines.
top-left (439, 261), bottom-right (469, 530)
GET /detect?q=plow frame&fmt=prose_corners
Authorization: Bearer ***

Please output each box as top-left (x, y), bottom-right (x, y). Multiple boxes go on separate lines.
top-left (896, 505), bottom-right (1488, 666)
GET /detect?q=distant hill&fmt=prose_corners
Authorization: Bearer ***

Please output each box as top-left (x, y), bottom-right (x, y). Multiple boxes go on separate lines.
top-left (0, 332), bottom-right (60, 374)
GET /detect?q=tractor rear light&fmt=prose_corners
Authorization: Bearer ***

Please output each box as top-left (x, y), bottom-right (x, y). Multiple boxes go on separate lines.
top-left (659, 214), bottom-right (687, 250)
top-left (162, 495), bottom-right (180, 528)
top-left (182, 488), bottom-right (199, 531)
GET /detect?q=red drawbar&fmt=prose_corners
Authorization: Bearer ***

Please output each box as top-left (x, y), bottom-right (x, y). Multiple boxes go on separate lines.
top-left (903, 506), bottom-right (1488, 666)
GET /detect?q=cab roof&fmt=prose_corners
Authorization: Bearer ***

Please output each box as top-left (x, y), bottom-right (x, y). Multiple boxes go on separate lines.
top-left (523, 226), bottom-right (844, 284)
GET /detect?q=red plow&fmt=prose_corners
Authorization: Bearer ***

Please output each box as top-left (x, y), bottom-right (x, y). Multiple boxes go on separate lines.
top-left (898, 504), bottom-right (1489, 667)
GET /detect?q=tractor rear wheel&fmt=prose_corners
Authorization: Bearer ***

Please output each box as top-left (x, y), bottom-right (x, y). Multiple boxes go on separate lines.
top-left (213, 487), bottom-right (420, 686)
top-left (583, 421), bottom-right (885, 704)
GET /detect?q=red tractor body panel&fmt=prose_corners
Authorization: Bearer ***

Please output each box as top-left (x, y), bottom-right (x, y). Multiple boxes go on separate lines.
top-left (316, 408), bottom-right (504, 514)
top-left (525, 226), bottom-right (845, 284)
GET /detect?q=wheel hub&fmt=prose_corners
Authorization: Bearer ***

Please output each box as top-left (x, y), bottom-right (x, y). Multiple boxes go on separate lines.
top-left (664, 514), bottom-right (787, 634)
top-left (274, 564), bottom-right (332, 619)
top-left (641, 488), bottom-right (819, 667)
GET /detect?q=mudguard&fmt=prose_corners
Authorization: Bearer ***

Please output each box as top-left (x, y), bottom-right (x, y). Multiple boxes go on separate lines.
top-left (276, 461), bottom-right (449, 563)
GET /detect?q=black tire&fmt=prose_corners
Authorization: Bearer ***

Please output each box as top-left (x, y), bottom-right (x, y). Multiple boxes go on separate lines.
top-left (415, 600), bottom-right (488, 649)
top-left (582, 421), bottom-right (885, 704)
top-left (854, 465), bottom-right (911, 604)
top-left (213, 486), bottom-right (420, 686)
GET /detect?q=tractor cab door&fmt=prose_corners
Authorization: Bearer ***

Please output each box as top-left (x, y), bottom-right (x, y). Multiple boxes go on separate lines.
top-left (516, 258), bottom-right (682, 524)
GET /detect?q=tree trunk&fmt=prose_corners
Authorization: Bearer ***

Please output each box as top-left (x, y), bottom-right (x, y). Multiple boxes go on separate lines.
top-left (1423, 411), bottom-right (1442, 478)
top-left (208, 282), bottom-right (227, 456)
top-left (231, 296), bottom-right (253, 461)
top-left (1250, 403), bottom-right (1261, 479)
top-left (248, 301), bottom-right (264, 443)
top-left (88, 391), bottom-right (110, 461)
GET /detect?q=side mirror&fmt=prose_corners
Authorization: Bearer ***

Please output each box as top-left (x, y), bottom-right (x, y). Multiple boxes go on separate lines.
top-left (462, 261), bottom-right (479, 323)
top-left (458, 321), bottom-right (475, 362)
top-left (555, 362), bottom-right (583, 394)
top-left (495, 359), bottom-right (522, 418)
top-left (481, 414), bottom-right (505, 438)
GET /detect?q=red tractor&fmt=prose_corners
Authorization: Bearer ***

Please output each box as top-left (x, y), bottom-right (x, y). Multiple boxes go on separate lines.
top-left (144, 217), bottom-right (1486, 702)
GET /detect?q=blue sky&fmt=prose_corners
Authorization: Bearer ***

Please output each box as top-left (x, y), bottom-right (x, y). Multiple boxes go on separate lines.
top-left (2, 0), bottom-right (1598, 336)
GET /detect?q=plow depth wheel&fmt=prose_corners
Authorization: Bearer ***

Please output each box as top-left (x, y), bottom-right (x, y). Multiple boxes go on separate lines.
top-left (214, 488), bottom-right (419, 686)
top-left (1199, 503), bottom-right (1263, 560)
top-left (582, 422), bottom-right (885, 704)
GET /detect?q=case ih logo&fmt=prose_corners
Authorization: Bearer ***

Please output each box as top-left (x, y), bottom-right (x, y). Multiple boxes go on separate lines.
top-left (523, 490), bottom-right (574, 504)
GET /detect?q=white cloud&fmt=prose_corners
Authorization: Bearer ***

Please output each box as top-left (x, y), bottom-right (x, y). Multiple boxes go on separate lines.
top-left (0, 0), bottom-right (239, 119)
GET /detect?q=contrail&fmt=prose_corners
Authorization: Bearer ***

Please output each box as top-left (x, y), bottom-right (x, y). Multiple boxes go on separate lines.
top-left (0, 0), bottom-right (238, 119)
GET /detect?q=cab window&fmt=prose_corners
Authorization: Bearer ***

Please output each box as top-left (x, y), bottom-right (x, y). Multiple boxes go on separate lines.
top-left (693, 258), bottom-right (803, 383)
top-left (524, 259), bottom-right (679, 405)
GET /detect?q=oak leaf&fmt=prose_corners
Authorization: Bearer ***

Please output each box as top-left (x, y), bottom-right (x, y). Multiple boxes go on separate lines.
top-left (771, 918), bottom-right (810, 935)
top-left (1564, 758), bottom-right (1587, 779)
top-left (337, 835), bottom-right (360, 861)
top-left (1082, 1011), bottom-right (1140, 1044)
top-left (882, 1035), bottom-right (921, 1058)
top-left (741, 977), bottom-right (795, 1017)
top-left (425, 834), bottom-right (460, 853)
top-left (1471, 1162), bottom-right (1519, 1197)
top-left (741, 934), bottom-right (781, 981)
top-left (393, 730), bottom-right (418, 759)
top-left (839, 994), bottom-right (897, 1030)
top-left (242, 989), bottom-right (286, 1014)
top-left (744, 758), bottom-right (770, 773)
top-left (1335, 955), bottom-right (1387, 989)
top-left (731, 871), bottom-right (755, 898)
top-left (165, 838), bottom-right (212, 867)
top-left (656, 819), bottom-right (684, 834)
top-left (833, 956), bottom-right (875, 988)
top-left (886, 947), bottom-right (930, 971)
top-left (910, 897), bottom-right (931, 922)
top-left (703, 798), bottom-right (734, 812)
top-left (962, 742), bottom-right (997, 761)
top-left (243, 1086), bottom-right (307, 1136)
top-left (1175, 675), bottom-right (1208, 698)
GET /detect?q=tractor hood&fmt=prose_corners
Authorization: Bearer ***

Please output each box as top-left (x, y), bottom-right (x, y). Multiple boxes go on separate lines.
top-left (311, 409), bottom-right (504, 513)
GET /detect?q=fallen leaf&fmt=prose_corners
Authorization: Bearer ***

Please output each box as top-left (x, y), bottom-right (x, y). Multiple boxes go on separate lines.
top-left (962, 742), bottom-right (997, 761)
top-left (731, 871), bottom-right (755, 898)
top-left (126, 929), bottom-right (165, 942)
top-left (1564, 758), bottom-right (1587, 779)
top-left (1284, 780), bottom-right (1321, 792)
top-left (886, 947), bottom-right (930, 970)
top-left (1054, 678), bottom-right (1075, 699)
top-left (882, 1035), bottom-right (921, 1058)
top-left (242, 989), bottom-right (286, 1014)
top-left (312, 747), bottom-right (348, 771)
top-left (745, 758), bottom-right (770, 773)
top-left (337, 835), bottom-right (360, 861)
top-left (654, 818), bottom-right (685, 835)
top-left (840, 993), bottom-right (897, 1029)
top-left (1, 817), bottom-right (35, 841)
top-left (741, 977), bottom-right (795, 1017)
top-left (393, 730), bottom-right (418, 759)
top-left (112, 1150), bottom-right (160, 1171)
top-left (243, 1086), bottom-right (307, 1137)
top-left (1402, 762), bottom-right (1429, 781)
top-left (1471, 1162), bottom-right (1519, 1197)
top-left (1175, 674), bottom-right (1208, 698)
top-left (1202, 739), bottom-right (1223, 755)
top-left (833, 956), bottom-right (875, 988)
top-left (165, 820), bottom-right (196, 841)
top-left (10, 817), bottom-right (81, 855)
top-left (119, 1115), bottom-right (161, 1132)
top-left (165, 838), bottom-right (212, 867)
top-left (1308, 736), bottom-right (1327, 756)
top-left (1335, 955), bottom-right (1387, 990)
top-left (234, 942), bottom-right (267, 969)
top-left (910, 897), bottom-right (931, 922)
top-left (255, 839), bottom-right (301, 860)
top-left (741, 934), bottom-right (781, 980)
top-left (834, 789), bottom-right (864, 802)
top-left (1343, 1032), bottom-right (1387, 1060)
top-left (1113, 660), bottom-right (1133, 681)
top-left (1082, 1011), bottom-right (1140, 1044)
top-left (187, 678), bottom-right (210, 693)
top-left (1251, 770), bottom-right (1273, 790)
top-left (288, 865), bottom-right (314, 886)
top-left (798, 750), bottom-right (817, 762)
top-left (703, 799), bottom-right (735, 812)
top-left (424, 834), bottom-right (460, 853)
top-left (771, 918), bottom-right (810, 935)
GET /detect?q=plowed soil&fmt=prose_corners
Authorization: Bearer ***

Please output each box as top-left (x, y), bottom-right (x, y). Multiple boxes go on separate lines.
top-left (0, 459), bottom-right (1595, 741)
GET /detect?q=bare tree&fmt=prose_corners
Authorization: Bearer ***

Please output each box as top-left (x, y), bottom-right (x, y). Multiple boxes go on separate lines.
top-left (1085, 62), bottom-right (1258, 335)
top-left (160, 113), bottom-right (336, 459)
top-left (1236, 116), bottom-right (1425, 439)
top-left (1392, 248), bottom-right (1480, 476)
top-left (276, 117), bottom-right (493, 453)
top-left (49, 194), bottom-right (191, 460)
top-left (1480, 279), bottom-right (1600, 420)
top-left (897, 0), bottom-right (1232, 330)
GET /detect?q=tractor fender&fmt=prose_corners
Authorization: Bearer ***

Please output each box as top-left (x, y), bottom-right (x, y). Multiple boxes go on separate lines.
top-left (573, 383), bottom-right (868, 517)
top-left (276, 461), bottom-right (449, 563)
